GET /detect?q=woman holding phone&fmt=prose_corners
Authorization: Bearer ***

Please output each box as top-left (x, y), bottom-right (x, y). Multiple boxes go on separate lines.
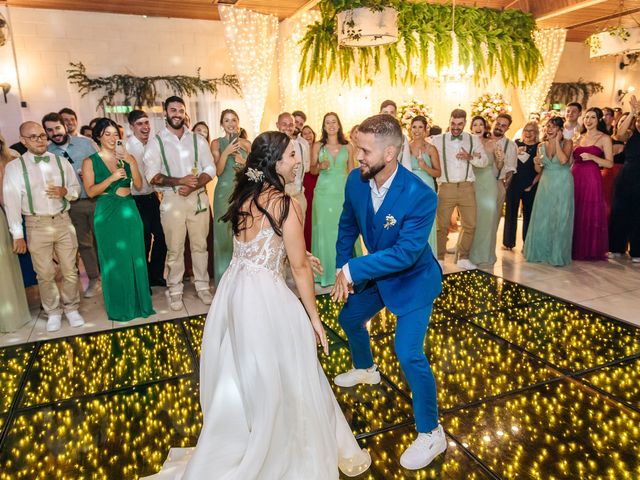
top-left (82, 117), bottom-right (154, 321)
top-left (211, 109), bottom-right (252, 286)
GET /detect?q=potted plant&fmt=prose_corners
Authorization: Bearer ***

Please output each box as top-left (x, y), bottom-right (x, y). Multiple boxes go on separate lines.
top-left (331, 0), bottom-right (398, 47)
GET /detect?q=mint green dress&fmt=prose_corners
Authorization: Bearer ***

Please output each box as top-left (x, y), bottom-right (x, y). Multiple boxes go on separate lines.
top-left (312, 145), bottom-right (349, 286)
top-left (91, 153), bottom-right (154, 321)
top-left (213, 137), bottom-right (247, 286)
top-left (469, 157), bottom-right (499, 266)
top-left (524, 144), bottom-right (574, 266)
top-left (409, 152), bottom-right (437, 256)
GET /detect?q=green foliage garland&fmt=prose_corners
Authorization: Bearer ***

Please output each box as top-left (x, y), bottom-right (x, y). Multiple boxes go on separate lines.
top-left (299, 1), bottom-right (541, 88)
top-left (67, 62), bottom-right (242, 110)
top-left (545, 79), bottom-right (604, 108)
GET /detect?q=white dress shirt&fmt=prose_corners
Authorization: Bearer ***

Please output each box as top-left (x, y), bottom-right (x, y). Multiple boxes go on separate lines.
top-left (431, 132), bottom-right (489, 184)
top-left (143, 127), bottom-right (216, 192)
top-left (494, 136), bottom-right (518, 180)
top-left (3, 151), bottom-right (80, 240)
top-left (399, 135), bottom-right (412, 171)
top-left (285, 136), bottom-right (309, 197)
top-left (126, 135), bottom-right (154, 195)
top-left (563, 122), bottom-right (580, 141)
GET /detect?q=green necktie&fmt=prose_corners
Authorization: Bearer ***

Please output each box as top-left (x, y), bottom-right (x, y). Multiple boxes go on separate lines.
top-left (34, 155), bottom-right (50, 163)
top-left (451, 135), bottom-right (463, 141)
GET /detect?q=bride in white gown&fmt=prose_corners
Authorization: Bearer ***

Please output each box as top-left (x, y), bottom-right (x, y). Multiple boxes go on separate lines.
top-left (143, 131), bottom-right (371, 479)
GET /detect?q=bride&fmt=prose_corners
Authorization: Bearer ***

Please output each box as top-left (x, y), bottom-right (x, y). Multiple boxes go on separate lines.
top-left (143, 131), bottom-right (371, 479)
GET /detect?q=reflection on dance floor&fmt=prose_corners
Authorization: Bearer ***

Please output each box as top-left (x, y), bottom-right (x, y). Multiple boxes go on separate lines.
top-left (0, 270), bottom-right (639, 479)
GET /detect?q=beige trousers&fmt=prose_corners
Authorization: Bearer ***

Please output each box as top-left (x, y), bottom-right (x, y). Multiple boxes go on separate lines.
top-left (160, 189), bottom-right (211, 295)
top-left (25, 212), bottom-right (81, 316)
top-left (436, 182), bottom-right (477, 261)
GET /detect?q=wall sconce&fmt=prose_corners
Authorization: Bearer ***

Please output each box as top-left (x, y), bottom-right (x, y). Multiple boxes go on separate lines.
top-left (0, 82), bottom-right (10, 103)
top-left (617, 85), bottom-right (636, 103)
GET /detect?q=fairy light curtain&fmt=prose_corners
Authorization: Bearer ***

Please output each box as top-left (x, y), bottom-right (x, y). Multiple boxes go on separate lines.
top-left (219, 5), bottom-right (278, 137)
top-left (518, 28), bottom-right (567, 116)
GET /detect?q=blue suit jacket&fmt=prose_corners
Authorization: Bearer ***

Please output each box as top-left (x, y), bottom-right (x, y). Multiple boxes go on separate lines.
top-left (336, 164), bottom-right (442, 316)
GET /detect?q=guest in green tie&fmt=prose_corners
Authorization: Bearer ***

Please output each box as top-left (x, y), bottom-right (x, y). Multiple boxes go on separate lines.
top-left (82, 118), bottom-right (154, 322)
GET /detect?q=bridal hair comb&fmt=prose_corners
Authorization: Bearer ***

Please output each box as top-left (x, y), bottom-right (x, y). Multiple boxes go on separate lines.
top-left (246, 167), bottom-right (265, 183)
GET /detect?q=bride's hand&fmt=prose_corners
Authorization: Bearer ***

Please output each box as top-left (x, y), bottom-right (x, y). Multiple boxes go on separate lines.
top-left (311, 317), bottom-right (329, 355)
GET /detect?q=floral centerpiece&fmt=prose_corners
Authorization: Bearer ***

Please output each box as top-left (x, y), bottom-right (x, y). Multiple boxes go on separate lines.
top-left (471, 93), bottom-right (512, 124)
top-left (397, 99), bottom-right (434, 134)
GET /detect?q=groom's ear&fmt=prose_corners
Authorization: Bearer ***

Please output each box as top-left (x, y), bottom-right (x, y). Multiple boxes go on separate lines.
top-left (383, 144), bottom-right (397, 163)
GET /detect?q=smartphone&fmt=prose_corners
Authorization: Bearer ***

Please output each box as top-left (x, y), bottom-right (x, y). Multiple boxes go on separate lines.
top-left (116, 140), bottom-right (125, 167)
top-left (229, 132), bottom-right (239, 143)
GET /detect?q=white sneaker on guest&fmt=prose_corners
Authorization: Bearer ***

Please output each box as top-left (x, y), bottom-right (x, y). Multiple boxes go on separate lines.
top-left (456, 258), bottom-right (477, 270)
top-left (197, 289), bottom-right (213, 305)
top-left (84, 278), bottom-right (101, 298)
top-left (400, 424), bottom-right (447, 470)
top-left (46, 314), bottom-right (62, 332)
top-left (169, 294), bottom-right (183, 311)
top-left (334, 365), bottom-right (381, 387)
top-left (66, 310), bottom-right (85, 328)
top-left (632, 257), bottom-right (640, 263)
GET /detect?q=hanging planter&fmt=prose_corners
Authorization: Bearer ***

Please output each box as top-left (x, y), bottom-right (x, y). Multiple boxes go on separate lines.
top-left (337, 7), bottom-right (398, 47)
top-left (587, 26), bottom-right (640, 58)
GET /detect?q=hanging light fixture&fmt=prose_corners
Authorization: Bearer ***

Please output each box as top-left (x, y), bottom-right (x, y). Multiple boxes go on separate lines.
top-left (428, 0), bottom-right (473, 82)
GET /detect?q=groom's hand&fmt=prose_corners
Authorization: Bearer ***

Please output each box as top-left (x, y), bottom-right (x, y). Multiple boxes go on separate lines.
top-left (331, 269), bottom-right (353, 303)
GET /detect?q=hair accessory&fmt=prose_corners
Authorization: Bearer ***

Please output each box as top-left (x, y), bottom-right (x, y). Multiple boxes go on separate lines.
top-left (246, 167), bottom-right (264, 183)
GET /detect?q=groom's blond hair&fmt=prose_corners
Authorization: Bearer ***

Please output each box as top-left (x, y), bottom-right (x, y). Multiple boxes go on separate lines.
top-left (358, 114), bottom-right (402, 150)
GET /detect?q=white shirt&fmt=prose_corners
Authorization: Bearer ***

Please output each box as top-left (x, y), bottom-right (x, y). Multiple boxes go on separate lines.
top-left (285, 136), bottom-right (309, 197)
top-left (126, 135), bottom-right (154, 195)
top-left (3, 151), bottom-right (80, 240)
top-left (143, 127), bottom-right (216, 192)
top-left (431, 132), bottom-right (489, 184)
top-left (563, 122), bottom-right (580, 141)
top-left (399, 135), bottom-right (412, 171)
top-left (494, 136), bottom-right (518, 180)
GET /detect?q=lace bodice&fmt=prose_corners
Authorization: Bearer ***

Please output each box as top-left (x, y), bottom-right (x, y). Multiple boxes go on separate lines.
top-left (229, 227), bottom-right (287, 278)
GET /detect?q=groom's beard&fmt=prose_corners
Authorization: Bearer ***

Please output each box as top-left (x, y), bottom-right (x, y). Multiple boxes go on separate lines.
top-left (360, 161), bottom-right (385, 180)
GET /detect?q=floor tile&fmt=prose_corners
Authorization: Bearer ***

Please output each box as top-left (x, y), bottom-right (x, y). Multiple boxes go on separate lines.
top-left (182, 316), bottom-right (206, 358)
top-left (580, 289), bottom-right (640, 327)
top-left (0, 344), bottom-right (34, 414)
top-left (0, 318), bottom-right (36, 347)
top-left (28, 308), bottom-right (111, 343)
top-left (580, 356), bottom-right (640, 410)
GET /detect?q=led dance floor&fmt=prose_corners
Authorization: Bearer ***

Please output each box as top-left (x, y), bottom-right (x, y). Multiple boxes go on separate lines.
top-left (1, 270), bottom-right (639, 479)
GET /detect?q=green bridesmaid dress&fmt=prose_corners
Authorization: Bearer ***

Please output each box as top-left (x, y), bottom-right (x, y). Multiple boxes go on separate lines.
top-left (91, 153), bottom-right (155, 321)
top-left (469, 157), bottom-right (499, 266)
top-left (213, 136), bottom-right (247, 286)
top-left (409, 152), bottom-right (437, 256)
top-left (312, 145), bottom-right (349, 286)
top-left (524, 144), bottom-right (574, 266)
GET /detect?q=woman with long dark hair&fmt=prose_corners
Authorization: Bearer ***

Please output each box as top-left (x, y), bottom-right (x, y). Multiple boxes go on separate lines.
top-left (145, 131), bottom-right (371, 480)
top-left (310, 112), bottom-right (355, 286)
top-left (301, 124), bottom-right (317, 249)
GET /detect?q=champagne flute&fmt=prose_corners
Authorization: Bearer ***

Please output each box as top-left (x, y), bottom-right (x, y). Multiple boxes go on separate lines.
top-left (191, 166), bottom-right (199, 177)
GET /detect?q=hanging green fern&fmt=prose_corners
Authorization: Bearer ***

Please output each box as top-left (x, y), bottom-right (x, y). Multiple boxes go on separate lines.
top-left (67, 62), bottom-right (242, 110)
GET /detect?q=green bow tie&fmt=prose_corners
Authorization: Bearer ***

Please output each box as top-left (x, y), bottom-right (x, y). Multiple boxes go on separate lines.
top-left (451, 135), bottom-right (463, 141)
top-left (34, 155), bottom-right (50, 163)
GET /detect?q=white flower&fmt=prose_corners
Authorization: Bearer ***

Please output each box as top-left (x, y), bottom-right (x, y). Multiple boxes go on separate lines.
top-left (246, 167), bottom-right (264, 182)
top-left (384, 214), bottom-right (397, 230)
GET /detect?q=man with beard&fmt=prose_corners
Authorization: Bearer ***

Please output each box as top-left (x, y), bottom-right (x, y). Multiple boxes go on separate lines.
top-left (379, 99), bottom-right (413, 170)
top-left (42, 112), bottom-right (101, 297)
top-left (292, 110), bottom-right (306, 138)
top-left (331, 114), bottom-right (445, 470)
top-left (491, 113), bottom-right (517, 236)
top-left (277, 112), bottom-right (309, 215)
top-left (58, 107), bottom-right (80, 137)
top-left (143, 96), bottom-right (215, 311)
top-left (127, 109), bottom-right (167, 287)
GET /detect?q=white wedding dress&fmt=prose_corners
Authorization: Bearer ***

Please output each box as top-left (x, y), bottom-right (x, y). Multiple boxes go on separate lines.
top-left (143, 225), bottom-right (371, 479)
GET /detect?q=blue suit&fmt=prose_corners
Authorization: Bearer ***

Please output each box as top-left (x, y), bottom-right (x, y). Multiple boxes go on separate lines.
top-left (336, 164), bottom-right (442, 433)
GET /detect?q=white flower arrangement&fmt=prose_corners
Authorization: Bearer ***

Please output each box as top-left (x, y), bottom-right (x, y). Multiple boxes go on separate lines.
top-left (397, 99), bottom-right (434, 134)
top-left (384, 214), bottom-right (397, 230)
top-left (471, 93), bottom-right (513, 124)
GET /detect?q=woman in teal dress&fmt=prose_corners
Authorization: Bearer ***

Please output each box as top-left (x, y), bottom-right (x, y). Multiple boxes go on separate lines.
top-left (82, 118), bottom-right (154, 321)
top-left (524, 117), bottom-right (575, 267)
top-left (469, 116), bottom-right (502, 267)
top-left (310, 112), bottom-right (354, 286)
top-left (211, 109), bottom-right (252, 286)
top-left (408, 116), bottom-right (441, 256)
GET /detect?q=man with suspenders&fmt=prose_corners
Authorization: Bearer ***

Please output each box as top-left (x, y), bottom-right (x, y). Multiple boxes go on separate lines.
top-left (3, 121), bottom-right (85, 332)
top-left (143, 96), bottom-right (216, 311)
top-left (491, 114), bottom-right (517, 234)
top-left (431, 109), bottom-right (490, 270)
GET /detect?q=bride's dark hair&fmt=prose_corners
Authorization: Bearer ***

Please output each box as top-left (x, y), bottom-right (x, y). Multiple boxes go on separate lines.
top-left (221, 131), bottom-right (292, 237)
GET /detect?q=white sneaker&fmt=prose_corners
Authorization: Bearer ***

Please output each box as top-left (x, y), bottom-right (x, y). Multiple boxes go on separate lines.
top-left (66, 310), bottom-right (85, 328)
top-left (169, 294), bottom-right (183, 311)
top-left (632, 257), bottom-right (640, 263)
top-left (334, 365), bottom-right (381, 387)
top-left (456, 258), bottom-right (477, 270)
top-left (84, 278), bottom-right (101, 298)
top-left (400, 424), bottom-right (447, 470)
top-left (197, 289), bottom-right (213, 305)
top-left (46, 314), bottom-right (62, 332)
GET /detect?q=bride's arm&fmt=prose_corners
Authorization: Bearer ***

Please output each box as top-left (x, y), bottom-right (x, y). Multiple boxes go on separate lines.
top-left (282, 197), bottom-right (329, 354)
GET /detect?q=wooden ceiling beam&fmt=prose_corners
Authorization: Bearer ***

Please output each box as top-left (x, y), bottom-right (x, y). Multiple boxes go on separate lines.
top-left (531, 0), bottom-right (607, 21)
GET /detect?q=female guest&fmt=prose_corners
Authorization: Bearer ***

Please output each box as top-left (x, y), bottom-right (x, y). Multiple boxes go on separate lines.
top-left (524, 117), bottom-right (574, 266)
top-left (503, 121), bottom-right (540, 250)
top-left (602, 112), bottom-right (635, 218)
top-left (83, 118), bottom-right (154, 321)
top-left (408, 115), bottom-right (441, 256)
top-left (468, 116), bottom-right (501, 267)
top-left (609, 101), bottom-right (640, 261)
top-left (0, 133), bottom-right (31, 332)
top-left (311, 113), bottom-right (354, 286)
top-left (302, 125), bottom-right (318, 250)
top-left (192, 121), bottom-right (210, 143)
top-left (211, 109), bottom-right (252, 286)
top-left (572, 107), bottom-right (613, 261)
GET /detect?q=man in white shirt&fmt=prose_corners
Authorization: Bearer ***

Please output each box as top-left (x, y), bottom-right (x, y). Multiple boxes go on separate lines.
top-left (127, 109), bottom-right (167, 287)
top-left (563, 102), bottom-right (582, 141)
top-left (3, 121), bottom-right (85, 332)
top-left (492, 114), bottom-right (518, 231)
top-left (276, 112), bottom-right (309, 215)
top-left (379, 100), bottom-right (412, 171)
top-left (431, 109), bottom-right (489, 270)
top-left (143, 96), bottom-right (216, 310)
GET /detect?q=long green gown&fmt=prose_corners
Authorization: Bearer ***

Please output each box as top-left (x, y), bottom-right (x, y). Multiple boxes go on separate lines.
top-left (213, 137), bottom-right (246, 286)
top-left (312, 145), bottom-right (349, 286)
top-left (409, 152), bottom-right (437, 256)
top-left (91, 153), bottom-right (154, 321)
top-left (469, 157), bottom-right (499, 266)
top-left (524, 144), bottom-right (574, 267)
top-left (0, 207), bottom-right (31, 332)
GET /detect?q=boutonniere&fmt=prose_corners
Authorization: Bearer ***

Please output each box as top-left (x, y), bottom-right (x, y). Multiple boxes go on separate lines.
top-left (384, 214), bottom-right (397, 230)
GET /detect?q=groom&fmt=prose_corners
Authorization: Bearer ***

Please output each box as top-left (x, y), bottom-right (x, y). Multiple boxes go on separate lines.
top-left (331, 114), bottom-right (445, 470)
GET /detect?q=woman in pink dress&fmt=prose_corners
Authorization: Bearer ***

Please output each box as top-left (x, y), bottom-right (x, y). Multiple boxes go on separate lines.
top-left (572, 107), bottom-right (613, 260)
